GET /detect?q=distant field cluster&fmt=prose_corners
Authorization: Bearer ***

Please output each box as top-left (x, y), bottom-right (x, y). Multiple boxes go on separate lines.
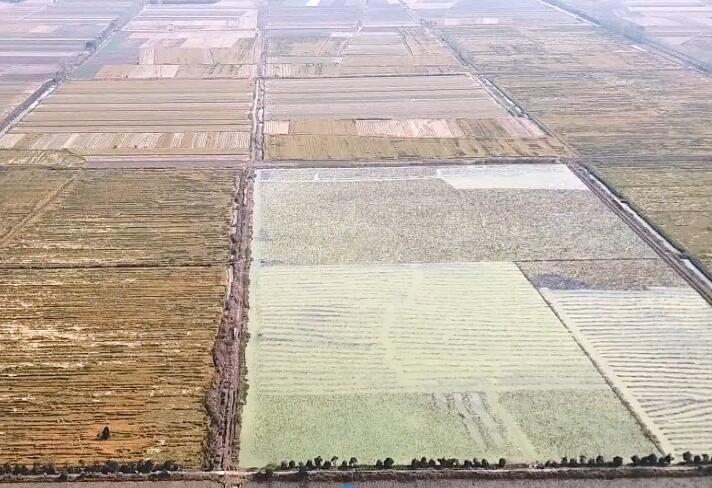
top-left (1, 0), bottom-right (712, 478)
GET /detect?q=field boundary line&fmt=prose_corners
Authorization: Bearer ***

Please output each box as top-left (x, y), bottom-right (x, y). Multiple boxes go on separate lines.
top-left (570, 162), bottom-right (712, 306)
top-left (205, 171), bottom-right (254, 470)
top-left (515, 262), bottom-right (673, 456)
top-left (0, 172), bottom-right (78, 246)
top-left (394, 0), bottom-right (578, 158)
top-left (537, 0), bottom-right (712, 79)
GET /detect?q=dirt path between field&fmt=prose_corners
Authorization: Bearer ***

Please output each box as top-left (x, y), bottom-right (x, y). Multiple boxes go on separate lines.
top-left (204, 172), bottom-right (255, 470)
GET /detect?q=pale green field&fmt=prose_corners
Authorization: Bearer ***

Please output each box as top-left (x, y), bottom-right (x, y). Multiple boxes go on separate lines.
top-left (238, 262), bottom-right (655, 466)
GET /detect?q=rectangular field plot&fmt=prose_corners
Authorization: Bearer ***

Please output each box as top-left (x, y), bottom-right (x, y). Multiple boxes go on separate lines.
top-left (438, 0), bottom-right (712, 157)
top-left (0, 168), bottom-right (237, 467)
top-left (0, 169), bottom-right (235, 267)
top-left (77, 1), bottom-right (259, 81)
top-left (0, 79), bottom-right (254, 157)
top-left (240, 262), bottom-right (654, 467)
top-left (264, 76), bottom-right (568, 160)
top-left (238, 163), bottom-right (712, 466)
top-left (0, 266), bottom-right (226, 466)
top-left (593, 162), bottom-right (712, 275)
top-left (265, 27), bottom-right (463, 78)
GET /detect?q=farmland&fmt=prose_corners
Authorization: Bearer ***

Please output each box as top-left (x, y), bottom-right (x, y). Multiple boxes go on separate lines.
top-left (549, 0), bottom-right (712, 71)
top-left (0, 168), bottom-right (237, 466)
top-left (0, 80), bottom-right (254, 156)
top-left (239, 164), bottom-right (711, 466)
top-left (264, 76), bottom-right (568, 160)
top-left (265, 27), bottom-right (463, 78)
top-left (431, 0), bottom-right (712, 157)
top-left (592, 162), bottom-right (712, 275)
top-left (76, 1), bottom-right (260, 80)
top-left (2, 0), bottom-right (712, 481)
top-left (0, 0), bottom-right (142, 127)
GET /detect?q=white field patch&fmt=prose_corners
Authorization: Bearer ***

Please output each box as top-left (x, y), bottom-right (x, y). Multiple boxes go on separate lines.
top-left (436, 164), bottom-right (589, 190)
top-left (355, 119), bottom-right (456, 138)
top-left (541, 286), bottom-right (712, 455)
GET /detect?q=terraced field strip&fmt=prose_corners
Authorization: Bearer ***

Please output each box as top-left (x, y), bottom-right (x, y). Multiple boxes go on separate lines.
top-left (592, 162), bottom-right (712, 276)
top-left (263, 75), bottom-right (568, 159)
top-left (431, 0), bottom-right (712, 157)
top-left (0, 79), bottom-right (254, 156)
top-left (541, 287), bottom-right (712, 455)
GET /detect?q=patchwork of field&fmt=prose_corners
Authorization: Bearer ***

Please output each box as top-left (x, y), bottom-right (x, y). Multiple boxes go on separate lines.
top-left (0, 169), bottom-right (237, 466)
top-left (264, 76), bottom-right (568, 159)
top-left (0, 79), bottom-right (253, 157)
top-left (265, 27), bottom-right (463, 77)
top-left (236, 164), bottom-right (712, 467)
top-left (76, 1), bottom-right (260, 80)
top-left (0, 0), bottom-right (142, 125)
top-left (552, 0), bottom-right (712, 71)
top-left (434, 0), bottom-right (712, 157)
top-left (592, 162), bottom-right (712, 275)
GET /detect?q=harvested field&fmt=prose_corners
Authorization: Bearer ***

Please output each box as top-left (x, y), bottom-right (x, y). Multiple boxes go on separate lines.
top-left (551, 0), bottom-right (712, 71)
top-left (265, 27), bottom-right (463, 77)
top-left (0, 79), bottom-right (254, 156)
top-left (77, 3), bottom-right (260, 81)
top-left (0, 266), bottom-right (226, 466)
top-left (0, 149), bottom-right (85, 167)
top-left (0, 0), bottom-right (143, 125)
top-left (263, 76), bottom-right (568, 159)
top-left (238, 164), bottom-right (712, 467)
top-left (0, 167), bottom-right (72, 238)
top-left (0, 169), bottom-right (238, 467)
top-left (436, 0), bottom-right (712, 157)
top-left (0, 169), bottom-right (235, 267)
top-left (592, 162), bottom-right (712, 274)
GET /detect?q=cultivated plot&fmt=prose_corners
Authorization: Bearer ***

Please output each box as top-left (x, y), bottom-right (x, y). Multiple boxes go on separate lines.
top-left (0, 79), bottom-right (254, 157)
top-left (0, 169), bottom-right (238, 467)
top-left (76, 1), bottom-right (259, 80)
top-left (265, 27), bottom-right (462, 78)
top-left (0, 0), bottom-right (142, 125)
top-left (0, 169), bottom-right (235, 267)
top-left (593, 162), bottom-right (712, 275)
top-left (552, 0), bottom-right (712, 71)
top-left (433, 0), bottom-right (712, 157)
top-left (264, 75), bottom-right (568, 160)
top-left (238, 164), bottom-right (712, 467)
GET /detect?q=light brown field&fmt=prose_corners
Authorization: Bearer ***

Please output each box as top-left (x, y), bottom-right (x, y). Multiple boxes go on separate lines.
top-left (593, 162), bottom-right (712, 274)
top-left (436, 0), bottom-right (712, 157)
top-left (264, 75), bottom-right (568, 159)
top-left (265, 27), bottom-right (464, 77)
top-left (0, 168), bottom-right (237, 467)
top-left (0, 79), bottom-right (254, 156)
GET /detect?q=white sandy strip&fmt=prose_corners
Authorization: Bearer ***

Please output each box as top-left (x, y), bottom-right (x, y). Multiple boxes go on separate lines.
top-left (436, 164), bottom-right (588, 190)
top-left (541, 286), bottom-right (712, 455)
top-left (255, 165), bottom-right (589, 190)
